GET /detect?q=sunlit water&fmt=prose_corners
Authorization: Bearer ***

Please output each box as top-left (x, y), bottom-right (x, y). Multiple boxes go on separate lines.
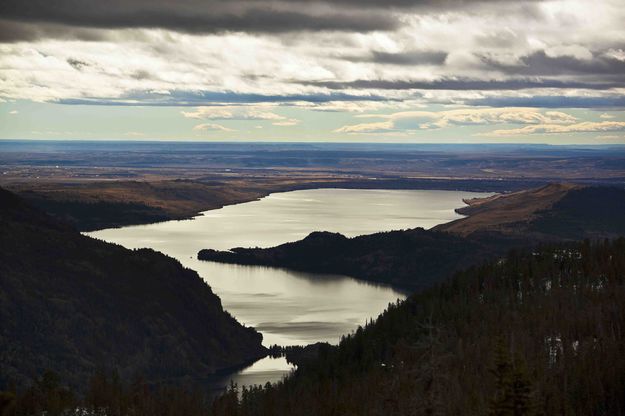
top-left (87, 188), bottom-right (490, 390)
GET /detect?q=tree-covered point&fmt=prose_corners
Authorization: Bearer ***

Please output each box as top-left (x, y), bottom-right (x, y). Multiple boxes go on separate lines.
top-left (199, 185), bottom-right (625, 292)
top-left (199, 229), bottom-right (493, 291)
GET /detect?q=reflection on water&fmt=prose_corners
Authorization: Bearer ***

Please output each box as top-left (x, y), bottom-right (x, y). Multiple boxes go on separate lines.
top-left (202, 356), bottom-right (294, 397)
top-left (230, 356), bottom-right (294, 388)
top-left (87, 188), bottom-right (490, 389)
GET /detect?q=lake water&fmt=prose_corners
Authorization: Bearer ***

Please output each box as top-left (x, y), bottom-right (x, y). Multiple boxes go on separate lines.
top-left (87, 188), bottom-right (489, 390)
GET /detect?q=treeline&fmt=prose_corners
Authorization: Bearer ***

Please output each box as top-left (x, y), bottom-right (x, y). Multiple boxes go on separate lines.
top-left (1, 370), bottom-right (210, 416)
top-left (199, 229), bottom-right (493, 291)
top-left (4, 238), bottom-right (624, 415)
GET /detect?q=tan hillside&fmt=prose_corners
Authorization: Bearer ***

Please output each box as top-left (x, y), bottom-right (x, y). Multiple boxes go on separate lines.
top-left (434, 183), bottom-right (582, 237)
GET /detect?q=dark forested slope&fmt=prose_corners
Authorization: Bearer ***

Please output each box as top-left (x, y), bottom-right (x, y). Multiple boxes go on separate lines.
top-left (199, 229), bottom-right (490, 291)
top-left (212, 238), bottom-right (625, 416)
top-left (0, 188), bottom-right (266, 390)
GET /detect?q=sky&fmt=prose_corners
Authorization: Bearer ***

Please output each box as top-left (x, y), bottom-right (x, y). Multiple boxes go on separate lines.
top-left (0, 0), bottom-right (624, 143)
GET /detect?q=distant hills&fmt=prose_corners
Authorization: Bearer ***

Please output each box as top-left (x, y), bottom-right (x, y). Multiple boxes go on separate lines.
top-left (199, 184), bottom-right (625, 291)
top-left (0, 188), bottom-right (266, 390)
top-left (3, 140), bottom-right (624, 232)
top-left (10, 180), bottom-right (268, 231)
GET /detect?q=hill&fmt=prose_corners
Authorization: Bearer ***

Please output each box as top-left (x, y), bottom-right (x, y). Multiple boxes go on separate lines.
top-left (435, 183), bottom-right (625, 239)
top-left (0, 188), bottom-right (266, 390)
top-left (433, 183), bottom-right (581, 236)
top-left (8, 180), bottom-right (269, 232)
top-left (212, 238), bottom-right (625, 416)
top-left (199, 229), bottom-right (490, 291)
top-left (199, 184), bottom-right (625, 291)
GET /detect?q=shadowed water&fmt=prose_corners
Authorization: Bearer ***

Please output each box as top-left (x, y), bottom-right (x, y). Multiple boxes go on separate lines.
top-left (87, 188), bottom-right (490, 390)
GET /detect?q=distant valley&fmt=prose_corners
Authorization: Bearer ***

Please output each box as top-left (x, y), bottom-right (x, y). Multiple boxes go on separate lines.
top-left (2, 142), bottom-right (625, 415)
top-left (2, 142), bottom-right (624, 231)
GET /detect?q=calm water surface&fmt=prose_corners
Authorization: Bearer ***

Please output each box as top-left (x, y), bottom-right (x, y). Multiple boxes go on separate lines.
top-left (87, 188), bottom-right (489, 390)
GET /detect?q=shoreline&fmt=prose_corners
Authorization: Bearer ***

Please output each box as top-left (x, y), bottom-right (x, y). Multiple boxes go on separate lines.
top-left (4, 176), bottom-right (560, 232)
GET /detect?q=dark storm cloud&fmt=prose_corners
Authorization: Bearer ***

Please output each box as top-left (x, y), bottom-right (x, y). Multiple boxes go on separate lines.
top-left (467, 95), bottom-right (625, 108)
top-left (344, 50), bottom-right (448, 65)
top-left (0, 0), bottom-right (398, 41)
top-left (0, 19), bottom-right (110, 42)
top-left (302, 78), bottom-right (624, 90)
top-left (55, 89), bottom-right (390, 106)
top-left (0, 0), bottom-right (543, 41)
top-left (482, 50), bottom-right (625, 76)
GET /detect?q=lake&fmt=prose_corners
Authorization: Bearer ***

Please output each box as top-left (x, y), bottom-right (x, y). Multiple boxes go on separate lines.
top-left (87, 188), bottom-right (490, 391)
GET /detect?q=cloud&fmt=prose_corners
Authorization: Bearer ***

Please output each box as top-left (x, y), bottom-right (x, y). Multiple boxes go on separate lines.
top-left (344, 50), bottom-right (448, 66)
top-left (480, 121), bottom-right (625, 136)
top-left (192, 123), bottom-right (234, 132)
top-left (304, 78), bottom-right (621, 91)
top-left (466, 96), bottom-right (625, 108)
top-left (600, 113), bottom-right (615, 119)
top-left (1, 0), bottom-right (624, 115)
top-left (481, 50), bottom-right (625, 77)
top-left (67, 58), bottom-right (89, 70)
top-left (0, 19), bottom-right (111, 42)
top-left (595, 134), bottom-right (624, 140)
top-left (334, 120), bottom-right (394, 133)
top-left (297, 101), bottom-right (404, 113)
top-left (272, 119), bottom-right (300, 126)
top-left (181, 106), bottom-right (287, 121)
top-left (8, 110), bottom-right (18, 115)
top-left (334, 107), bottom-right (579, 133)
top-left (123, 131), bottom-right (145, 137)
top-left (0, 1), bottom-right (400, 39)
top-left (53, 90), bottom-right (387, 106)
top-left (181, 105), bottom-right (300, 126)
top-left (0, 0), bottom-right (541, 41)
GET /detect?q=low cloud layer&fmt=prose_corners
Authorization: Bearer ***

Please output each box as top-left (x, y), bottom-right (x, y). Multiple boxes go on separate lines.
top-left (182, 105), bottom-right (299, 126)
top-left (192, 123), bottom-right (235, 132)
top-left (481, 121), bottom-right (625, 136)
top-left (335, 107), bottom-right (581, 133)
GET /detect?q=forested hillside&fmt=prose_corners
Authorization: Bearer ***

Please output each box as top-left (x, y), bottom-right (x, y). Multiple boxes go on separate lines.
top-left (199, 229), bottom-right (491, 291)
top-left (3, 238), bottom-right (624, 415)
top-left (212, 238), bottom-right (625, 415)
top-left (0, 188), bottom-right (266, 390)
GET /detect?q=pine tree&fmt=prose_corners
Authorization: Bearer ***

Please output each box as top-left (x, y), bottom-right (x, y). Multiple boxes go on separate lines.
top-left (489, 339), bottom-right (514, 416)
top-left (489, 340), bottom-right (535, 416)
